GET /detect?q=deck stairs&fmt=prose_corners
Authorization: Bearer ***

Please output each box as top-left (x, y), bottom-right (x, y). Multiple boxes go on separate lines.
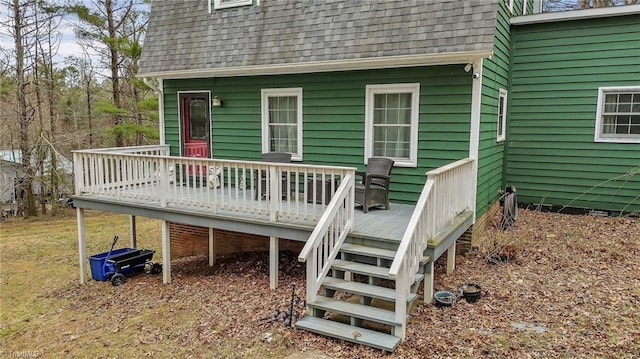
top-left (295, 237), bottom-right (431, 352)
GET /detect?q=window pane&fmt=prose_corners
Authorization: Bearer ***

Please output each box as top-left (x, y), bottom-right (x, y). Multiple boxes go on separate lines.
top-left (604, 103), bottom-right (617, 112)
top-left (604, 94), bottom-right (618, 104)
top-left (386, 109), bottom-right (399, 124)
top-left (387, 94), bottom-right (400, 108)
top-left (373, 109), bottom-right (385, 125)
top-left (618, 103), bottom-right (632, 112)
top-left (618, 93), bottom-right (632, 103)
top-left (374, 94), bottom-right (386, 109)
top-left (399, 93), bottom-right (412, 108)
top-left (189, 98), bottom-right (208, 139)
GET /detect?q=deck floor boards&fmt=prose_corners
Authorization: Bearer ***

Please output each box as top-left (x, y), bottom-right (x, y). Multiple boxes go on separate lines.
top-left (76, 183), bottom-right (414, 242)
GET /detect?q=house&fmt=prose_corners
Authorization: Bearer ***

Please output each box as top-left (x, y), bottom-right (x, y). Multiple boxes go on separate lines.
top-left (508, 7), bottom-right (640, 214)
top-left (1, 149), bottom-right (74, 204)
top-left (71, 0), bottom-right (640, 352)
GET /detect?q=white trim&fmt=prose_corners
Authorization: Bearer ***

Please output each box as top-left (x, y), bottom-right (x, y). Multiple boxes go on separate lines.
top-left (522, 0), bottom-right (528, 15)
top-left (497, 89), bottom-right (508, 142)
top-left (176, 90), bottom-right (213, 157)
top-left (139, 51), bottom-right (493, 80)
top-left (594, 86), bottom-right (640, 144)
top-left (158, 79), bottom-right (165, 145)
top-left (511, 4), bottom-right (640, 25)
top-left (469, 59), bottom-right (483, 222)
top-left (364, 83), bottom-right (420, 168)
top-left (261, 87), bottom-right (304, 161)
top-left (213, 0), bottom-right (252, 10)
top-left (506, 0), bottom-right (514, 14)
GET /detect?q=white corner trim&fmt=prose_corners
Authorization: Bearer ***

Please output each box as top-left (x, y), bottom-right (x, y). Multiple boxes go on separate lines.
top-left (469, 60), bottom-right (483, 160)
top-left (511, 4), bottom-right (640, 25)
top-left (158, 78), bottom-right (165, 145)
top-left (138, 51), bottom-right (493, 80)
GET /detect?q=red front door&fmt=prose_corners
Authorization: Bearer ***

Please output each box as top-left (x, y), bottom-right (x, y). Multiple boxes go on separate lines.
top-left (180, 93), bottom-right (210, 176)
top-left (180, 93), bottom-right (210, 159)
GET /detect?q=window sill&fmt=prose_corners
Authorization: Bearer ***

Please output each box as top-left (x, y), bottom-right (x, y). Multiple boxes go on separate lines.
top-left (594, 137), bottom-right (640, 144)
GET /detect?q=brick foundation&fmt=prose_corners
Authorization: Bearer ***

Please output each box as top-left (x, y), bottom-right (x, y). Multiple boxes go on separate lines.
top-left (168, 223), bottom-right (304, 258)
top-left (457, 200), bottom-right (501, 254)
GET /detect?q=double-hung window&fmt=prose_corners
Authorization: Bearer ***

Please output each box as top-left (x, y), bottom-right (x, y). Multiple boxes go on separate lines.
top-left (594, 86), bottom-right (640, 143)
top-left (261, 88), bottom-right (303, 160)
top-left (365, 84), bottom-right (419, 167)
top-left (497, 89), bottom-right (507, 142)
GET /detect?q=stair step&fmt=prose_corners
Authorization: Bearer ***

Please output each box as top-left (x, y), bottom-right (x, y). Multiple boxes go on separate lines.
top-left (308, 295), bottom-right (401, 326)
top-left (340, 243), bottom-right (397, 260)
top-left (331, 259), bottom-right (390, 279)
top-left (322, 277), bottom-right (417, 304)
top-left (295, 316), bottom-right (400, 352)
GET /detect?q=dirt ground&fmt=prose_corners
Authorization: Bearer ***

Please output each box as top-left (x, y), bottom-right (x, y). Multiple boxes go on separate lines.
top-left (1, 209), bottom-right (639, 358)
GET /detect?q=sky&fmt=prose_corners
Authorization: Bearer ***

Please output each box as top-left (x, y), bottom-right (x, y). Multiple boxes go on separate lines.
top-left (0, 2), bottom-right (149, 70)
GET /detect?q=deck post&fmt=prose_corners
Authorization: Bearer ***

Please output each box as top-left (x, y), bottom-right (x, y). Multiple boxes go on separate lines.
top-left (76, 208), bottom-right (88, 284)
top-left (424, 260), bottom-right (434, 303)
top-left (161, 220), bottom-right (171, 284)
top-left (270, 236), bottom-right (279, 289)
top-left (129, 215), bottom-right (137, 248)
top-left (447, 242), bottom-right (456, 274)
top-left (209, 227), bottom-right (217, 267)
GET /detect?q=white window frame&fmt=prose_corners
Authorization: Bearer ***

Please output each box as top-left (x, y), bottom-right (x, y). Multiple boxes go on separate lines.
top-left (261, 88), bottom-right (303, 161)
top-left (522, 0), bottom-right (528, 15)
top-left (497, 89), bottom-right (508, 142)
top-left (364, 83), bottom-right (420, 168)
top-left (213, 0), bottom-right (253, 10)
top-left (594, 86), bottom-right (640, 143)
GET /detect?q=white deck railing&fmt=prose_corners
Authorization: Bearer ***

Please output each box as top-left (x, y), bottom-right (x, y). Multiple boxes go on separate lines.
top-left (298, 173), bottom-right (355, 303)
top-left (72, 146), bottom-right (355, 224)
top-left (388, 158), bottom-right (475, 340)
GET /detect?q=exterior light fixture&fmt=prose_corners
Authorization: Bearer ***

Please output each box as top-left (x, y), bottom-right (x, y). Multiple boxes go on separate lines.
top-left (211, 96), bottom-right (222, 107)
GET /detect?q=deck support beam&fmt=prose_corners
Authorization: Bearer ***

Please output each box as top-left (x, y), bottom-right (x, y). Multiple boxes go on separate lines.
top-left (447, 242), bottom-right (456, 274)
top-left (129, 215), bottom-right (137, 248)
top-left (76, 208), bottom-right (87, 284)
top-left (270, 236), bottom-right (278, 289)
top-left (424, 260), bottom-right (434, 303)
top-left (161, 220), bottom-right (171, 284)
top-left (209, 227), bottom-right (217, 267)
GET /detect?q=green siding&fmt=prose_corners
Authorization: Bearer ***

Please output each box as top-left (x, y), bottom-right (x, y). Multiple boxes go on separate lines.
top-left (163, 66), bottom-right (473, 204)
top-left (508, 14), bottom-right (640, 212)
top-left (475, 0), bottom-right (514, 217)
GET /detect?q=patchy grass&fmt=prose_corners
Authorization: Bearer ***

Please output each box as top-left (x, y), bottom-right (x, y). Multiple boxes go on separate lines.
top-left (1, 209), bottom-right (639, 358)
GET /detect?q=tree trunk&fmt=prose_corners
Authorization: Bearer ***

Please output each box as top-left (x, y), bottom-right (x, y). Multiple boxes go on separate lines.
top-left (13, 0), bottom-right (37, 217)
top-left (106, 0), bottom-right (123, 147)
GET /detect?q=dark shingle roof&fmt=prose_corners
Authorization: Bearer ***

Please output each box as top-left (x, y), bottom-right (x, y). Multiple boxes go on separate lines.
top-left (139, 0), bottom-right (499, 77)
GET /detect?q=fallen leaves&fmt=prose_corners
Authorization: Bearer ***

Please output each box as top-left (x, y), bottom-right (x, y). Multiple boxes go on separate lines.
top-left (2, 209), bottom-right (639, 358)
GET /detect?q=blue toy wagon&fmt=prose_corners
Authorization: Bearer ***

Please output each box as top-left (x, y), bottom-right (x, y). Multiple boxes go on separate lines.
top-left (89, 236), bottom-right (161, 286)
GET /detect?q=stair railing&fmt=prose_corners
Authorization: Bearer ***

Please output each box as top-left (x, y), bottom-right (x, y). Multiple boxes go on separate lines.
top-left (388, 158), bottom-right (475, 340)
top-left (298, 173), bottom-right (355, 303)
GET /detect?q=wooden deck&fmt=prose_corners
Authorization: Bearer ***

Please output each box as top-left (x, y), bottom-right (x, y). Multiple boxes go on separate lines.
top-left (73, 183), bottom-right (414, 243)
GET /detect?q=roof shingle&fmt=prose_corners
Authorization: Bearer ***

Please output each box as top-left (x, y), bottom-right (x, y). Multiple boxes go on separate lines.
top-left (139, 0), bottom-right (499, 76)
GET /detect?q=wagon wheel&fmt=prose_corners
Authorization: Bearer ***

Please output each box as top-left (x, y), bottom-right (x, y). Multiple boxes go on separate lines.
top-left (150, 263), bottom-right (162, 275)
top-left (111, 273), bottom-right (126, 286)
